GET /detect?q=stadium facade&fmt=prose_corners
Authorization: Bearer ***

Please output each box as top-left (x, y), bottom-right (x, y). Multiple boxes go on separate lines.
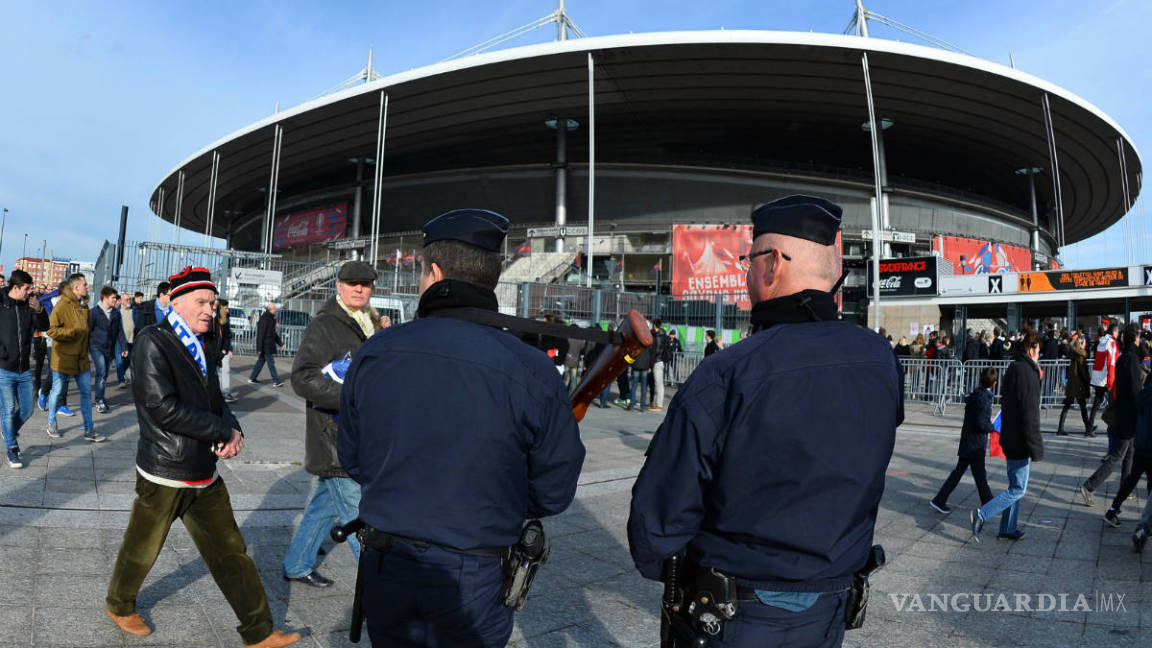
top-left (148, 28), bottom-right (1142, 325)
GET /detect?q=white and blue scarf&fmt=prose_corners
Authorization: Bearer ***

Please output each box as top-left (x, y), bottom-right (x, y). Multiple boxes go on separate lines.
top-left (167, 306), bottom-right (207, 376)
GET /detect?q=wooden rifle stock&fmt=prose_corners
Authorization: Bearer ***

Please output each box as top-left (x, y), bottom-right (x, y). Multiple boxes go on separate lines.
top-left (570, 310), bottom-right (653, 421)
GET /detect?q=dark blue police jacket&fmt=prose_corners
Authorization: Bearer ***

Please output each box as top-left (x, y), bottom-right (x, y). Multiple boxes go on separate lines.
top-left (628, 290), bottom-right (902, 591)
top-left (337, 283), bottom-right (586, 551)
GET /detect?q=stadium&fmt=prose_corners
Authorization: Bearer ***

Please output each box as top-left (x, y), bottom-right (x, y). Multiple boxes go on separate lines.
top-left (143, 8), bottom-right (1142, 333)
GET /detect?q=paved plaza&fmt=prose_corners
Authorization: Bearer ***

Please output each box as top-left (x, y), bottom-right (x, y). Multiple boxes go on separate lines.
top-left (0, 356), bottom-right (1149, 647)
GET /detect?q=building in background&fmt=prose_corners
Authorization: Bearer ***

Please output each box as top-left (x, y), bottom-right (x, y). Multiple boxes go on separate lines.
top-left (145, 15), bottom-right (1141, 328)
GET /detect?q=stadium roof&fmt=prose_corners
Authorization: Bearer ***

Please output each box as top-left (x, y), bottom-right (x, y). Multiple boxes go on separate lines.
top-left (151, 30), bottom-right (1142, 245)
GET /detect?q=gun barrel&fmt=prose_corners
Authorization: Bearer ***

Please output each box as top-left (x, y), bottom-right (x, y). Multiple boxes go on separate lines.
top-left (570, 310), bottom-right (653, 421)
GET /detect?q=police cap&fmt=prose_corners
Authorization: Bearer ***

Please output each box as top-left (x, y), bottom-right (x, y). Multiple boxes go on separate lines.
top-left (422, 209), bottom-right (509, 251)
top-left (337, 260), bottom-right (378, 282)
top-left (751, 195), bottom-right (843, 246)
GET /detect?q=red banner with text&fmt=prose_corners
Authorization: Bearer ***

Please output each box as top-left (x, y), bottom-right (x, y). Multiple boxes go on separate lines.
top-left (672, 224), bottom-right (752, 310)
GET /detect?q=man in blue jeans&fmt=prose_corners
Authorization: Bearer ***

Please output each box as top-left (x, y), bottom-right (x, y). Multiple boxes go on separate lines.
top-left (46, 273), bottom-right (104, 442)
top-left (283, 262), bottom-right (383, 586)
top-left (971, 329), bottom-right (1043, 542)
top-left (0, 271), bottom-right (50, 468)
top-left (89, 286), bottom-right (128, 413)
top-left (627, 338), bottom-right (653, 411)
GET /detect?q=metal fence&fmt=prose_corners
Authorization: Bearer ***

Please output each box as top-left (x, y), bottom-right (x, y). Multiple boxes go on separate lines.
top-left (662, 354), bottom-right (1074, 416)
top-left (897, 358), bottom-right (1071, 415)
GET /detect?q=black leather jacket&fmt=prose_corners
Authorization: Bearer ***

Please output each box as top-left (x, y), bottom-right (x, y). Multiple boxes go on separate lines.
top-left (0, 293), bottom-right (49, 373)
top-left (131, 319), bottom-right (239, 482)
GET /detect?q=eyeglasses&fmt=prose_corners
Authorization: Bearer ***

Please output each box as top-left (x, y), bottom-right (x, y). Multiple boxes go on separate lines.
top-left (738, 248), bottom-right (791, 272)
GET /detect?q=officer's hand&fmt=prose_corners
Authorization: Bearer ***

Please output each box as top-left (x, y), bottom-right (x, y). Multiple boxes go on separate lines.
top-left (381, 315), bottom-right (392, 328)
top-left (121, 350), bottom-right (129, 357)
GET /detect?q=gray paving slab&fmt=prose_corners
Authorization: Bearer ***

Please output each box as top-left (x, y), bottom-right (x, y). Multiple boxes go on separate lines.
top-left (0, 355), bottom-right (1148, 645)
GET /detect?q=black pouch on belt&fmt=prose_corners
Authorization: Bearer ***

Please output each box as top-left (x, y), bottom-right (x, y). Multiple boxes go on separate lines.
top-left (845, 544), bottom-right (886, 630)
top-left (500, 519), bottom-right (549, 610)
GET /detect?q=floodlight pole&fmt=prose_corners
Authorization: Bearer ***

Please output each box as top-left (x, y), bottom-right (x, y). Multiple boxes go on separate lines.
top-left (861, 51), bottom-right (884, 330)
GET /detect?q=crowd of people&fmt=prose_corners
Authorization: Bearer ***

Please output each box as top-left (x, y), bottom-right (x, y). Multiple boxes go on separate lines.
top-left (922, 321), bottom-right (1152, 553)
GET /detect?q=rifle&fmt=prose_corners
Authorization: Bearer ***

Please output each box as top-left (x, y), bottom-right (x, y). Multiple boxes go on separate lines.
top-left (570, 310), bottom-right (653, 421)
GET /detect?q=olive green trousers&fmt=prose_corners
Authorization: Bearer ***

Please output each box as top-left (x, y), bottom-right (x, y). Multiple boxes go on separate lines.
top-left (106, 474), bottom-right (273, 645)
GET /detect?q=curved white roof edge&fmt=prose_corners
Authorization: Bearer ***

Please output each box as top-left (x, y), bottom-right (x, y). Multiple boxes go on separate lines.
top-left (154, 29), bottom-right (1140, 195)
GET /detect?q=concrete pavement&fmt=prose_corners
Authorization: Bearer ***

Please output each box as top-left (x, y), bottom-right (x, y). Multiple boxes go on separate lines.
top-left (0, 356), bottom-right (1148, 647)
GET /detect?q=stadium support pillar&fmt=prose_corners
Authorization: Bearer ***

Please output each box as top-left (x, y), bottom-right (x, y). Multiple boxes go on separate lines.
top-left (519, 283), bottom-right (531, 319)
top-left (554, 118), bottom-right (568, 253)
top-left (1006, 303), bottom-right (1022, 333)
top-left (1066, 300), bottom-right (1076, 330)
top-left (1125, 297), bottom-right (1132, 325)
top-left (586, 52), bottom-right (595, 287)
top-left (261, 124), bottom-right (284, 262)
top-left (205, 150), bottom-right (220, 248)
top-left (955, 305), bottom-right (968, 359)
top-left (370, 92), bottom-right (389, 265)
top-left (1040, 93), bottom-right (1065, 252)
top-left (173, 170), bottom-right (185, 246)
top-left (592, 288), bottom-right (602, 326)
top-left (352, 157), bottom-right (365, 258)
top-left (861, 50), bottom-right (884, 330)
top-left (1015, 166), bottom-right (1043, 269)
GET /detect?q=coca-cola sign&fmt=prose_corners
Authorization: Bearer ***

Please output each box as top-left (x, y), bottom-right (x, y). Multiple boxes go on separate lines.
top-left (869, 256), bottom-right (938, 296)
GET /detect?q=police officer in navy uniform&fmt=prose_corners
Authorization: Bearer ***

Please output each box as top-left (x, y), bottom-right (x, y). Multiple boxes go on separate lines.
top-left (628, 195), bottom-right (902, 647)
top-left (337, 208), bottom-right (586, 647)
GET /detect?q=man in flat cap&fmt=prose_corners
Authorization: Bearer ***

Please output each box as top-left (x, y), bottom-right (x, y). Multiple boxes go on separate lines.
top-left (338, 209), bottom-right (585, 646)
top-left (282, 260), bottom-right (386, 587)
top-left (106, 267), bottom-right (300, 648)
top-left (628, 195), bottom-right (902, 647)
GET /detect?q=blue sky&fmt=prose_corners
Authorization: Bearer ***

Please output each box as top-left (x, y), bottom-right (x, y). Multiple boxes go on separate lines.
top-left (0, 0), bottom-right (1148, 272)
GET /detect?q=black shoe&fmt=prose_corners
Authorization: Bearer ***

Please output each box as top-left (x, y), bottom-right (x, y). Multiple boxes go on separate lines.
top-left (997, 530), bottom-right (1026, 541)
top-left (929, 499), bottom-right (951, 514)
top-left (283, 572), bottom-right (332, 588)
top-left (1056, 429), bottom-right (1069, 436)
top-left (1104, 509), bottom-right (1122, 528)
top-left (247, 379), bottom-right (259, 385)
top-left (272, 382), bottom-right (284, 388)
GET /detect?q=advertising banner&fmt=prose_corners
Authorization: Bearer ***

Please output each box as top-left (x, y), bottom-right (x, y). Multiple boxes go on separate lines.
top-left (272, 203), bottom-right (348, 250)
top-left (933, 235), bottom-right (1030, 275)
top-left (1017, 267), bottom-right (1129, 292)
top-left (869, 256), bottom-right (938, 297)
top-left (672, 224), bottom-right (751, 310)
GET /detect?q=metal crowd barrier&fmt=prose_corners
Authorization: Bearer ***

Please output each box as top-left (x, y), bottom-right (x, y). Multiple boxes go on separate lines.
top-left (898, 357), bottom-right (1071, 415)
top-left (668, 351), bottom-right (704, 385)
top-left (231, 325), bottom-right (306, 357)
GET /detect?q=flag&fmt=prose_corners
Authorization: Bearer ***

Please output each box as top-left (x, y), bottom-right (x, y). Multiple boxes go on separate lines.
top-left (514, 242), bottom-right (531, 259)
top-left (989, 411), bottom-right (1005, 459)
top-left (38, 289), bottom-right (60, 315)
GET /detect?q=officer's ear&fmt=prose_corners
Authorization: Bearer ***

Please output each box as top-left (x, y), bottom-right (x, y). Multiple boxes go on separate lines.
top-left (424, 261), bottom-right (444, 284)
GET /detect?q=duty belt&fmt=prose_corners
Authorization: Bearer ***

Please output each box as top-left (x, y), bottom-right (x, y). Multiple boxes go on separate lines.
top-left (359, 525), bottom-right (505, 558)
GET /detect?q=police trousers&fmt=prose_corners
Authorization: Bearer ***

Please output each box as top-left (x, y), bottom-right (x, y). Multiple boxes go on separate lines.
top-left (362, 539), bottom-right (512, 647)
top-left (676, 590), bottom-right (848, 648)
